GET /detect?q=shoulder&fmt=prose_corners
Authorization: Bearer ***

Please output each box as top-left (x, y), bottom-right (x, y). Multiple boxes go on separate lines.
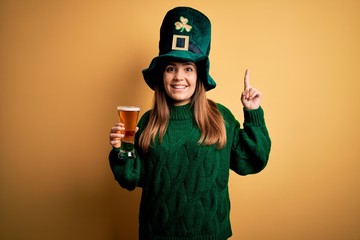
top-left (138, 109), bottom-right (151, 130)
top-left (215, 102), bottom-right (235, 121)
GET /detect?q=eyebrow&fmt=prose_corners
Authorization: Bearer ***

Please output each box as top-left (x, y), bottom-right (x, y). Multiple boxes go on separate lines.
top-left (167, 62), bottom-right (196, 66)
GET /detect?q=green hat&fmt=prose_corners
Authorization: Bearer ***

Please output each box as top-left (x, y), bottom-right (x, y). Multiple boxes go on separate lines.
top-left (142, 6), bottom-right (216, 91)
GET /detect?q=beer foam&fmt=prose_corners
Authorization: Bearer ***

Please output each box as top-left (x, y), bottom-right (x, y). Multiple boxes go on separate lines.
top-left (117, 106), bottom-right (140, 111)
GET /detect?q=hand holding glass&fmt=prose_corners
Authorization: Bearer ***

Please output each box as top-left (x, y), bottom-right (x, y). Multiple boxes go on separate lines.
top-left (117, 106), bottom-right (140, 158)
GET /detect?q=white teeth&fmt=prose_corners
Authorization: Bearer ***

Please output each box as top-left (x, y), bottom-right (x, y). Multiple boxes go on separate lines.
top-left (173, 85), bottom-right (187, 89)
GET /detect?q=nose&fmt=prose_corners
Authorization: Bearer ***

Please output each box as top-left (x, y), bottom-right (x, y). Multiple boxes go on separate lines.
top-left (174, 69), bottom-right (185, 81)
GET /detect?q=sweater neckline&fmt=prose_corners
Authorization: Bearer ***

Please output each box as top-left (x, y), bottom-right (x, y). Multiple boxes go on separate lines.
top-left (170, 103), bottom-right (193, 120)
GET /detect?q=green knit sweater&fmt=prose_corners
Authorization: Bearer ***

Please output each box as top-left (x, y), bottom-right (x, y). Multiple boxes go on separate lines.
top-left (109, 103), bottom-right (271, 240)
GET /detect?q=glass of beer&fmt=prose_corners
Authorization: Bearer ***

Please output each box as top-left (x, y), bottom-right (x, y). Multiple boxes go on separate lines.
top-left (117, 106), bottom-right (140, 158)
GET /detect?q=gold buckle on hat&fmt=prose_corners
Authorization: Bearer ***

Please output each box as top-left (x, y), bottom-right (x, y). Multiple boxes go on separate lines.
top-left (171, 34), bottom-right (189, 51)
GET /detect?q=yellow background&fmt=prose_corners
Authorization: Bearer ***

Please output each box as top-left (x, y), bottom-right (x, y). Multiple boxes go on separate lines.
top-left (1, 0), bottom-right (359, 239)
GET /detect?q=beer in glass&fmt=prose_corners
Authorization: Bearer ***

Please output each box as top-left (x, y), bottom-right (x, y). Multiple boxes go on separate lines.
top-left (117, 106), bottom-right (140, 157)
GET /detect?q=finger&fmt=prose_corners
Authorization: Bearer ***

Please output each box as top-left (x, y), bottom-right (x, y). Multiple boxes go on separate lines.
top-left (249, 88), bottom-right (262, 100)
top-left (110, 139), bottom-right (121, 147)
top-left (111, 125), bottom-right (124, 133)
top-left (241, 90), bottom-right (248, 100)
top-left (248, 88), bottom-right (255, 99)
top-left (110, 133), bottom-right (124, 139)
top-left (110, 138), bottom-right (121, 143)
top-left (244, 69), bottom-right (251, 91)
top-left (110, 127), bottom-right (119, 133)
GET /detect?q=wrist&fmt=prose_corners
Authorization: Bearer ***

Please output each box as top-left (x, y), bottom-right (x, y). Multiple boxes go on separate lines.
top-left (243, 106), bottom-right (265, 126)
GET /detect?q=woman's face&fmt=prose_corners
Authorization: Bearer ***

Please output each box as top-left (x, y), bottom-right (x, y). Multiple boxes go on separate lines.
top-left (163, 61), bottom-right (197, 106)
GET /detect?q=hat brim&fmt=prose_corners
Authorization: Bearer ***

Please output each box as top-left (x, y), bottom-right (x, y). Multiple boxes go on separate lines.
top-left (142, 50), bottom-right (216, 91)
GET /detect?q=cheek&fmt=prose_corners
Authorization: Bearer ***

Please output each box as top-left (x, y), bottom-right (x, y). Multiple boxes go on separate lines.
top-left (190, 85), bottom-right (197, 95)
top-left (191, 76), bottom-right (198, 88)
top-left (163, 82), bottom-right (170, 95)
top-left (162, 75), bottom-right (170, 87)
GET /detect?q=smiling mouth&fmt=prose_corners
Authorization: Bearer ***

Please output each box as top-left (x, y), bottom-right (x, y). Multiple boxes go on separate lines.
top-left (171, 85), bottom-right (188, 89)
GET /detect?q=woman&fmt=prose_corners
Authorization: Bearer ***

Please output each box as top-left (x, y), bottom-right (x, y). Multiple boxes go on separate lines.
top-left (109, 7), bottom-right (271, 240)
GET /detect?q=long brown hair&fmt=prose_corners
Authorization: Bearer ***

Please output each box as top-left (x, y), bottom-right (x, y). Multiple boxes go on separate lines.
top-left (139, 67), bottom-right (226, 152)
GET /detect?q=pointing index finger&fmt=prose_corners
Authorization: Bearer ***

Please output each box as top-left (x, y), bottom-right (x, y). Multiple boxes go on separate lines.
top-left (244, 69), bottom-right (250, 90)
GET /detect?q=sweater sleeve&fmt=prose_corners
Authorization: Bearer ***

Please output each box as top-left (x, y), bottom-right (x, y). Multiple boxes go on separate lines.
top-left (229, 106), bottom-right (271, 175)
top-left (108, 111), bottom-right (150, 190)
top-left (109, 148), bottom-right (142, 190)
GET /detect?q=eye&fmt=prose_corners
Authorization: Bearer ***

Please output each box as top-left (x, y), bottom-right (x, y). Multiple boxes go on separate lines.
top-left (165, 66), bottom-right (175, 72)
top-left (185, 66), bottom-right (194, 72)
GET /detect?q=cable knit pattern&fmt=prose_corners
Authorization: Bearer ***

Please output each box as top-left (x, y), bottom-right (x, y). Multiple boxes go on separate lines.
top-left (109, 103), bottom-right (271, 240)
